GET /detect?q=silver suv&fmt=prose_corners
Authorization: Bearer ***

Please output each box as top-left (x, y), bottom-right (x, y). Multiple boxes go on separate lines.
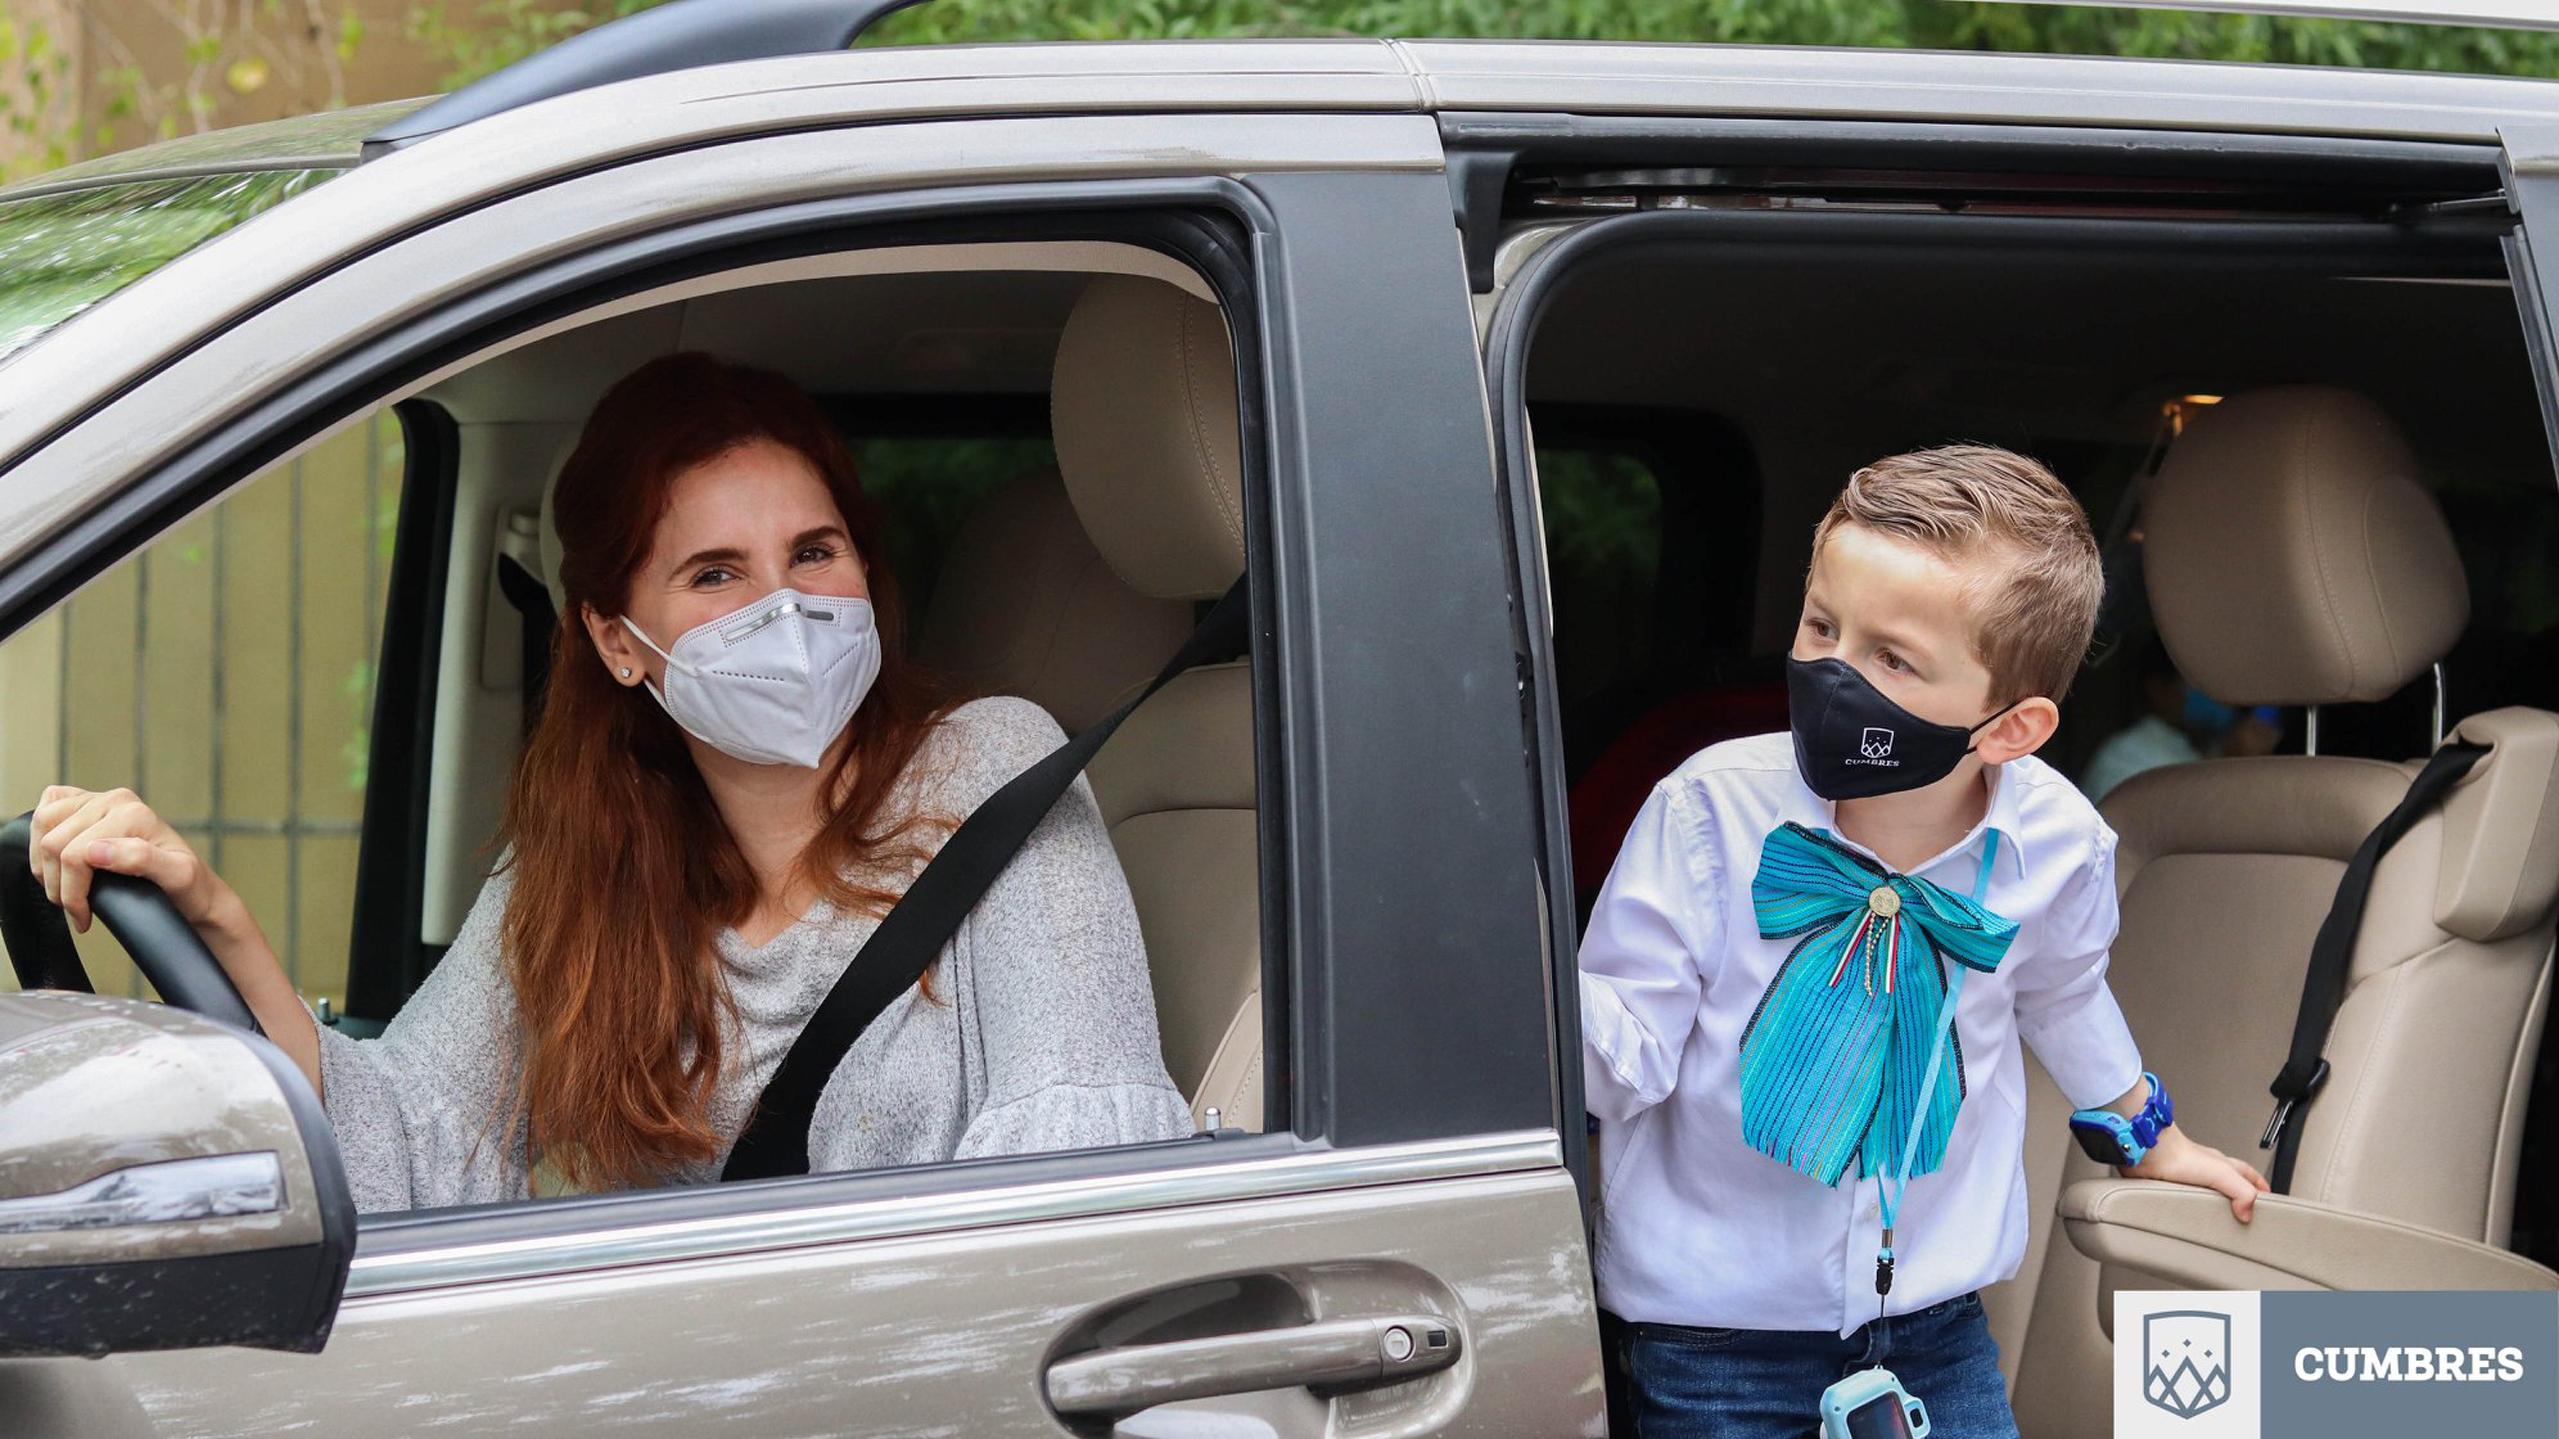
top-left (3, 2), bottom-right (2558, 1434)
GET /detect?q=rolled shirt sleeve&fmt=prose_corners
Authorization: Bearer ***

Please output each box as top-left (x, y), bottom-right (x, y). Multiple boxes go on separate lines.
top-left (1578, 781), bottom-right (1722, 1124)
top-left (2011, 820), bottom-right (2146, 1111)
top-left (316, 869), bottom-right (530, 1212)
top-left (923, 702), bottom-right (1194, 1163)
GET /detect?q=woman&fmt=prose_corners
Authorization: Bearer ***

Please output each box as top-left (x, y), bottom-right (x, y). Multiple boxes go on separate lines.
top-left (27, 352), bottom-right (1193, 1211)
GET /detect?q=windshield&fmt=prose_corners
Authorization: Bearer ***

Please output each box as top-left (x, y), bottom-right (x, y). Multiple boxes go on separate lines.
top-left (0, 167), bottom-right (337, 368)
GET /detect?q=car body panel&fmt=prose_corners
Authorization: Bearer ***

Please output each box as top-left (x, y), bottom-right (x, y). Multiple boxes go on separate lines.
top-left (2500, 126), bottom-right (2559, 480)
top-left (12, 38), bottom-right (2559, 482)
top-left (0, 45), bottom-right (1429, 488)
top-left (1400, 38), bottom-right (2559, 141)
top-left (0, 110), bottom-right (1443, 583)
top-left (4, 1138), bottom-right (1601, 1438)
top-left (0, 85), bottom-right (1588, 1427)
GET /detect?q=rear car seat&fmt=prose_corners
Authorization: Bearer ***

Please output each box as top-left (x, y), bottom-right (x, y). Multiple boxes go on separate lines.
top-left (2001, 386), bottom-right (2559, 1432)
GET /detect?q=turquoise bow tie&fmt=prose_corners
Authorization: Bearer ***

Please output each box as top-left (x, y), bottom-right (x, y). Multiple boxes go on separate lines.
top-left (1739, 822), bottom-right (2019, 1187)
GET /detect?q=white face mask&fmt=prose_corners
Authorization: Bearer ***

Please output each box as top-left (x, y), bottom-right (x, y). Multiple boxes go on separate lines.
top-left (620, 589), bottom-right (881, 769)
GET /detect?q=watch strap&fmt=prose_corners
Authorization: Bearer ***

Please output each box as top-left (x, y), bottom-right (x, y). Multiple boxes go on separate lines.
top-left (2069, 1072), bottom-right (2170, 1166)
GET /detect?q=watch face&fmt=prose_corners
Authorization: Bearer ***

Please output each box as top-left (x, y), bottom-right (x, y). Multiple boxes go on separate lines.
top-left (2071, 1119), bottom-right (2130, 1165)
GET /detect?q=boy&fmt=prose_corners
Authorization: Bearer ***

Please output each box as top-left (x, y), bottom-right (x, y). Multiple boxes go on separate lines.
top-left (1579, 447), bottom-right (2268, 1438)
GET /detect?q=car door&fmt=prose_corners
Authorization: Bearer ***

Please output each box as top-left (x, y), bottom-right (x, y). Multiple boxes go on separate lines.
top-left (0, 73), bottom-right (1603, 1438)
top-left (2502, 125), bottom-right (2559, 481)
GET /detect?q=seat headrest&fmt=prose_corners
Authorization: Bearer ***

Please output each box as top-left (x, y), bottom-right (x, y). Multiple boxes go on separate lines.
top-left (1049, 275), bottom-right (1245, 601)
top-left (537, 432), bottom-right (578, 610)
top-left (2143, 386), bottom-right (2467, 707)
top-left (915, 469), bottom-right (1195, 733)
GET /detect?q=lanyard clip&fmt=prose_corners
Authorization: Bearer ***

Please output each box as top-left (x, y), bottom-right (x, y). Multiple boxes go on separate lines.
top-left (1875, 1231), bottom-right (1896, 1298)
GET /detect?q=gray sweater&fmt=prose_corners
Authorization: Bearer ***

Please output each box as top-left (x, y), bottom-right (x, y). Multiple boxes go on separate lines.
top-left (315, 696), bottom-right (1194, 1212)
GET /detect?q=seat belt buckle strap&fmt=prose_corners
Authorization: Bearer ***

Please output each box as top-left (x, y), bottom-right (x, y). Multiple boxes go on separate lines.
top-left (2259, 1057), bottom-right (2330, 1149)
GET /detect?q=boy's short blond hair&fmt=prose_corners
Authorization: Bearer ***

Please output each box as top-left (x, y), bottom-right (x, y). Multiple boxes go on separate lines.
top-left (1812, 445), bottom-right (2103, 705)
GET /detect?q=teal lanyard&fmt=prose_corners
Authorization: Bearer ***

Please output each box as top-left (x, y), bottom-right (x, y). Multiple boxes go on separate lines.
top-left (1872, 829), bottom-right (1998, 1317)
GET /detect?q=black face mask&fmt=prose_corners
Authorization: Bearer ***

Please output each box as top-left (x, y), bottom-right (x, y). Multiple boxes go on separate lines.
top-left (1786, 656), bottom-right (2021, 801)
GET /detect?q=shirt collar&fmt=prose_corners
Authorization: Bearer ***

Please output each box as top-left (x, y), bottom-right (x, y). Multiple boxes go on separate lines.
top-left (1779, 758), bottom-right (2029, 886)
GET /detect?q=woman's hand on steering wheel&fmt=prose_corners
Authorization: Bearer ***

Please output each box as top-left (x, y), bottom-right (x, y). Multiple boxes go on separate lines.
top-left (30, 784), bottom-right (319, 1091)
top-left (29, 785), bottom-right (222, 935)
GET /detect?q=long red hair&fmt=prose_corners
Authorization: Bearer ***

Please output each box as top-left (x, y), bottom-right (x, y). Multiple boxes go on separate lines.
top-left (497, 352), bottom-right (961, 1191)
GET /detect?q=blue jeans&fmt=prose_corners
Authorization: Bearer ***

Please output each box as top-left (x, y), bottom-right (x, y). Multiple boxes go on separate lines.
top-left (1615, 1291), bottom-right (2018, 1439)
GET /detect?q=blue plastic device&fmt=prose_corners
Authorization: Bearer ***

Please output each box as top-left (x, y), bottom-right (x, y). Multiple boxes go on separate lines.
top-left (1821, 1366), bottom-right (1931, 1438)
top-left (2068, 1069), bottom-right (2174, 1167)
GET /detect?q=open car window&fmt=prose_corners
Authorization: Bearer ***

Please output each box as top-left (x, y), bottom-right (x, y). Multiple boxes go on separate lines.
top-left (3, 238), bottom-right (1285, 1218)
top-left (0, 407), bottom-right (407, 1004)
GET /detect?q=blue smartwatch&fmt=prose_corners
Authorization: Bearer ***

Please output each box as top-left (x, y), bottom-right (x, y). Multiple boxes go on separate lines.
top-left (2068, 1071), bottom-right (2173, 1167)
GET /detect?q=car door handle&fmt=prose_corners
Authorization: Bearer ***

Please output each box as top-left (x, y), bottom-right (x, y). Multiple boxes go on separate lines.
top-left (1044, 1313), bottom-right (1462, 1418)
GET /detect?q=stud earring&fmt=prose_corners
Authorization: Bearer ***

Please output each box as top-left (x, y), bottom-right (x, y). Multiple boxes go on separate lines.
top-left (619, 667), bottom-right (632, 679)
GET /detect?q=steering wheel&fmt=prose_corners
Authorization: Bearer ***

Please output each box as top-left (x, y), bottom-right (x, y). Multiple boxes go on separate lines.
top-left (0, 810), bottom-right (264, 1036)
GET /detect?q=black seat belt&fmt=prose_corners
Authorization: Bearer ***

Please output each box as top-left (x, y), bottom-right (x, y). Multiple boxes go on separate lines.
top-left (721, 577), bottom-right (1249, 1182)
top-left (2260, 738), bottom-right (2487, 1192)
top-left (494, 553), bottom-right (556, 735)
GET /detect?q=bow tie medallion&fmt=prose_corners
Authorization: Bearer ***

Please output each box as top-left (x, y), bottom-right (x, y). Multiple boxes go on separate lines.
top-left (1738, 822), bottom-right (2018, 1187)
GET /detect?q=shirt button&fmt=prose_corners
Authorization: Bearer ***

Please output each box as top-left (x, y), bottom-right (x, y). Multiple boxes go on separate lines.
top-left (1864, 1199), bottom-right (1880, 1221)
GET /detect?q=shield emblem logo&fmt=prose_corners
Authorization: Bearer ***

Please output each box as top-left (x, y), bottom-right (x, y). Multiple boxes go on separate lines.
top-left (2142, 1310), bottom-right (2232, 1419)
top-left (1859, 727), bottom-right (1895, 760)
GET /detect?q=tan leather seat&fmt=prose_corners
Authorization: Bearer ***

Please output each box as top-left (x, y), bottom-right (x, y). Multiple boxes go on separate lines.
top-left (2002, 387), bottom-right (2559, 1433)
top-left (914, 467), bottom-right (1192, 735)
top-left (1049, 275), bottom-right (1262, 1130)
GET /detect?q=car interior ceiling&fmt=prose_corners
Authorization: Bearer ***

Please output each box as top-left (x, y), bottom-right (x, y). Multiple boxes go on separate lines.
top-left (1520, 236), bottom-right (2559, 1270)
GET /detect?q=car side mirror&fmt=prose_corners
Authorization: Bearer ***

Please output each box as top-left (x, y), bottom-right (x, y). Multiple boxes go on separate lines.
top-left (0, 990), bottom-right (353, 1357)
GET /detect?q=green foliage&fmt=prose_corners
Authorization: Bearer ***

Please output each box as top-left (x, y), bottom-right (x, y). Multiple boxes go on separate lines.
top-left (9, 0), bottom-right (2559, 186)
top-left (0, 10), bottom-right (76, 177)
top-left (1537, 448), bottom-right (1661, 592)
top-left (400, 0), bottom-right (2559, 86)
top-left (860, 0), bottom-right (2559, 77)
top-left (1, 2), bottom-right (368, 180)
top-left (849, 435), bottom-right (1057, 628)
top-left (406, 1), bottom-right (665, 90)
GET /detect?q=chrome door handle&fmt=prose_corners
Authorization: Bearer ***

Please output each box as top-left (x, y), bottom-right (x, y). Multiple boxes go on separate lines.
top-left (1044, 1312), bottom-right (1462, 1418)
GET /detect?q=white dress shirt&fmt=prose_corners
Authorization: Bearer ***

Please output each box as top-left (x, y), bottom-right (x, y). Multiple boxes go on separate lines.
top-left (1579, 732), bottom-right (2143, 1337)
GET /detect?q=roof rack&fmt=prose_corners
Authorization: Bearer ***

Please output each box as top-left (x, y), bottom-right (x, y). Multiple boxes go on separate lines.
top-left (362, 0), bottom-right (932, 160)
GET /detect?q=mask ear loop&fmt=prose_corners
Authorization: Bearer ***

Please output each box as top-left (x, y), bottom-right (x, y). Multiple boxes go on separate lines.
top-left (1961, 696), bottom-right (2029, 752)
top-left (615, 618), bottom-right (692, 724)
top-left (619, 616), bottom-right (682, 675)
